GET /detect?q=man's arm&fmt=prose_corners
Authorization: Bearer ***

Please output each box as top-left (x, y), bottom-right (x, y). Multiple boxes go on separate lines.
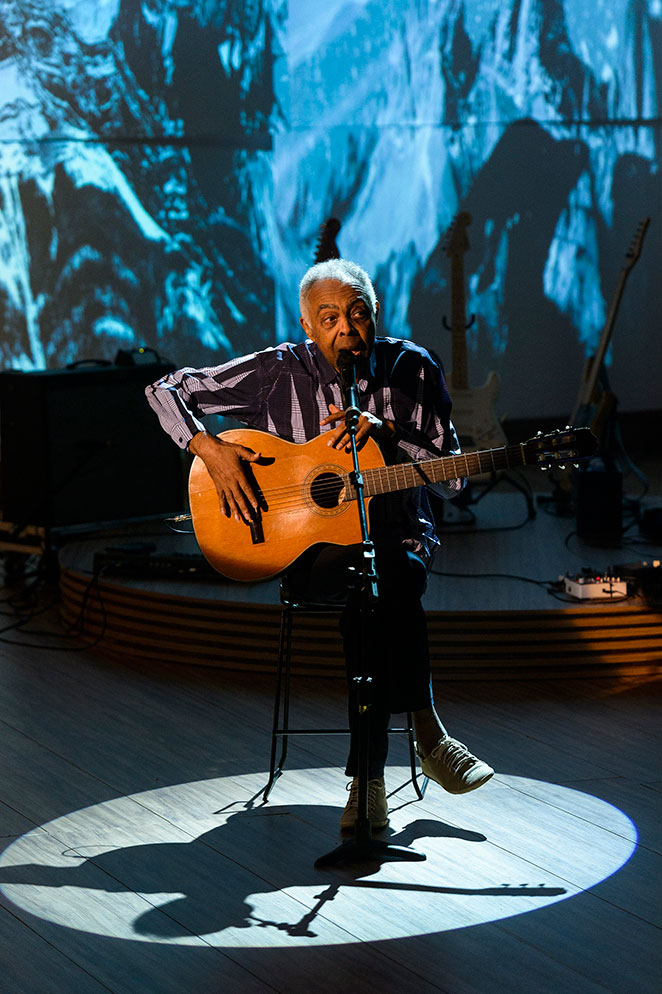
top-left (145, 354), bottom-right (265, 450)
top-left (189, 430), bottom-right (262, 523)
top-left (383, 344), bottom-right (465, 498)
top-left (145, 355), bottom-right (267, 520)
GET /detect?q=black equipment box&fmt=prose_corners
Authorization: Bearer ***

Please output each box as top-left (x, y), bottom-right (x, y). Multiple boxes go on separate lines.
top-left (0, 361), bottom-right (185, 528)
top-left (575, 469), bottom-right (623, 546)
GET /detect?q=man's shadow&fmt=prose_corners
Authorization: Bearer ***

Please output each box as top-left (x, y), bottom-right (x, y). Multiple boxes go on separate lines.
top-left (0, 803), bottom-right (566, 939)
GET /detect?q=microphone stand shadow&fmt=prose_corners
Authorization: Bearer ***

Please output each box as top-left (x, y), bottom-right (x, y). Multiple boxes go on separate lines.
top-left (315, 351), bottom-right (425, 869)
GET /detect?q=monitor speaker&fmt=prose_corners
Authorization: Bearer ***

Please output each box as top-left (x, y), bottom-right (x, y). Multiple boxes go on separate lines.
top-left (575, 469), bottom-right (623, 546)
top-left (0, 362), bottom-right (186, 528)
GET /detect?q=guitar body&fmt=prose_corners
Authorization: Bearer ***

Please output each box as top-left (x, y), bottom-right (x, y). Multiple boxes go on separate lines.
top-left (188, 430), bottom-right (385, 582)
top-left (449, 371), bottom-right (507, 450)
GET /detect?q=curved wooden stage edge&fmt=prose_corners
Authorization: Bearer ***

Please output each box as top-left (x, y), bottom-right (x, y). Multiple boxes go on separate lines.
top-left (59, 493), bottom-right (662, 680)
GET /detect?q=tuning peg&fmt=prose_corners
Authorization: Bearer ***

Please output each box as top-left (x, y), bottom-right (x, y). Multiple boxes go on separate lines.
top-left (536, 430), bottom-right (543, 437)
top-left (573, 463), bottom-right (579, 469)
top-left (540, 465), bottom-right (549, 471)
top-left (558, 464), bottom-right (566, 470)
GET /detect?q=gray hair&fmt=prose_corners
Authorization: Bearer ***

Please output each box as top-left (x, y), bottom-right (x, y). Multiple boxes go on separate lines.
top-left (299, 259), bottom-right (377, 319)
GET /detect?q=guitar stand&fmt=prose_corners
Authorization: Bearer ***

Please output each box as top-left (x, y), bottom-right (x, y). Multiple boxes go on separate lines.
top-left (468, 469), bottom-right (536, 520)
top-left (314, 358), bottom-right (425, 869)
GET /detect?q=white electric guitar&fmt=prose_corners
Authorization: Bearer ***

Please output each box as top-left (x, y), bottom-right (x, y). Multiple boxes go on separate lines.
top-left (443, 211), bottom-right (507, 450)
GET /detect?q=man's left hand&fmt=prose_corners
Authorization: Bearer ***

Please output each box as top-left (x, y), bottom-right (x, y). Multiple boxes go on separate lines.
top-left (321, 403), bottom-right (396, 451)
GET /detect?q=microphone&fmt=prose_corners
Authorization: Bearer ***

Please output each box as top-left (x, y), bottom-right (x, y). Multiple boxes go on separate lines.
top-left (337, 348), bottom-right (358, 380)
top-left (336, 350), bottom-right (360, 427)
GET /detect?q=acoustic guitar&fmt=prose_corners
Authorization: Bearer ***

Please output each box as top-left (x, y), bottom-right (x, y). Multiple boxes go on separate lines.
top-left (189, 427), bottom-right (596, 581)
top-left (443, 211), bottom-right (507, 450)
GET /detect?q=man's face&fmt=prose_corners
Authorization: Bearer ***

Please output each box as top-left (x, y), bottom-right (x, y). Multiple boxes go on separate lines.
top-left (299, 278), bottom-right (379, 373)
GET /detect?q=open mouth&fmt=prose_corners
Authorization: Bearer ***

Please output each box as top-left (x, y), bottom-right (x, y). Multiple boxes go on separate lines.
top-left (335, 344), bottom-right (369, 370)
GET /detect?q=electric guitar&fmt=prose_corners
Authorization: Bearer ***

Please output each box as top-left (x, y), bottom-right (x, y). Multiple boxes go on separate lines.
top-left (189, 427), bottom-right (596, 581)
top-left (443, 211), bottom-right (507, 450)
top-left (570, 217), bottom-right (650, 439)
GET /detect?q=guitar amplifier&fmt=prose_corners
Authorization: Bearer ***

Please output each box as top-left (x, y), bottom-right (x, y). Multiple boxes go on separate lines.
top-left (575, 469), bottom-right (623, 546)
top-left (0, 361), bottom-right (186, 528)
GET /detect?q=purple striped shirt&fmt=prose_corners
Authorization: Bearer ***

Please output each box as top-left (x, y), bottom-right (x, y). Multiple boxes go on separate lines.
top-left (146, 337), bottom-right (463, 556)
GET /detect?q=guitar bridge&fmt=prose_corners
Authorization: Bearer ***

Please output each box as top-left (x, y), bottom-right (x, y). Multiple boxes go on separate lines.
top-left (249, 511), bottom-right (264, 545)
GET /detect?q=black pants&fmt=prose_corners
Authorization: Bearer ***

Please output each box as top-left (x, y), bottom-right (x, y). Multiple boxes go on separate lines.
top-left (286, 540), bottom-right (433, 778)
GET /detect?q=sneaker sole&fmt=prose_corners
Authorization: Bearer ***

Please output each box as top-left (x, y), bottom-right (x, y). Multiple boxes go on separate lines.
top-left (423, 768), bottom-right (494, 794)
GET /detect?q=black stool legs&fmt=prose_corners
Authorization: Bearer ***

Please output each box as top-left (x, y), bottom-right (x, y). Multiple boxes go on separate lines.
top-left (263, 596), bottom-right (428, 802)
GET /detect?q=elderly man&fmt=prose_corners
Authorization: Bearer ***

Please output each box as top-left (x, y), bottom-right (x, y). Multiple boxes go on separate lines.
top-left (146, 259), bottom-right (493, 830)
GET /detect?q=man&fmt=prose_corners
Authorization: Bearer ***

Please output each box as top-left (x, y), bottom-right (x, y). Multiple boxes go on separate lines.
top-left (146, 258), bottom-right (493, 831)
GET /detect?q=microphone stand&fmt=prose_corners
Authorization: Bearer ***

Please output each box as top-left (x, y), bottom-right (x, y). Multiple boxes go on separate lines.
top-left (315, 352), bottom-right (425, 868)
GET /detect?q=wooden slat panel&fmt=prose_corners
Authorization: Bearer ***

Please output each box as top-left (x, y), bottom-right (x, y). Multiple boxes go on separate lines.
top-left (58, 566), bottom-right (662, 678)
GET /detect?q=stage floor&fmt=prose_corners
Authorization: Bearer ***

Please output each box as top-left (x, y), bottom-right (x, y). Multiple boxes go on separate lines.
top-left (2, 481), bottom-right (661, 994)
top-left (1, 640), bottom-right (659, 994)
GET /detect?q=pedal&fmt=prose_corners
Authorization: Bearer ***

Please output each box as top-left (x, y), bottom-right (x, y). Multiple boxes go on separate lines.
top-left (561, 572), bottom-right (628, 600)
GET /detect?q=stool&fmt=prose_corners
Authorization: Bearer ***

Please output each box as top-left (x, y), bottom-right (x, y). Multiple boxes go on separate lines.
top-left (263, 580), bottom-right (428, 802)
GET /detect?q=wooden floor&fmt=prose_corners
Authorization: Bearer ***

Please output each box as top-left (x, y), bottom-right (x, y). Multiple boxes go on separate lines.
top-left (0, 577), bottom-right (660, 993)
top-left (2, 449), bottom-right (661, 993)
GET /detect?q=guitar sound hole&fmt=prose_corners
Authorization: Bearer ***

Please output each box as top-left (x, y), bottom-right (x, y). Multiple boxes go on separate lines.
top-left (310, 472), bottom-right (344, 509)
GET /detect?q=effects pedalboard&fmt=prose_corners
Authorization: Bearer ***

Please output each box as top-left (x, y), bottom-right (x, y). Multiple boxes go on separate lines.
top-left (560, 571), bottom-right (628, 600)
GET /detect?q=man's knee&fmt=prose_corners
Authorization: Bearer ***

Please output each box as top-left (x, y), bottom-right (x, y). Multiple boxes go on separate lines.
top-left (374, 544), bottom-right (427, 601)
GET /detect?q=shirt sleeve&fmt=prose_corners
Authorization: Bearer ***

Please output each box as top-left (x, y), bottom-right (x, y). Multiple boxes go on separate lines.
top-left (145, 352), bottom-right (265, 449)
top-left (390, 347), bottom-right (464, 499)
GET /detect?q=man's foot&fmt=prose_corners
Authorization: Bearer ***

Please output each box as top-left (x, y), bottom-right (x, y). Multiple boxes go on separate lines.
top-left (417, 736), bottom-right (494, 794)
top-left (339, 777), bottom-right (388, 831)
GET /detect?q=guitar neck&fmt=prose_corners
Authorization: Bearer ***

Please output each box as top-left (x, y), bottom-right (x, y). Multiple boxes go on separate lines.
top-left (450, 255), bottom-right (469, 390)
top-left (353, 443), bottom-right (528, 498)
top-left (575, 268), bottom-right (628, 412)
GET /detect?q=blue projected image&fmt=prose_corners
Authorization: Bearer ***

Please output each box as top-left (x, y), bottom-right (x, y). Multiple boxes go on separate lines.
top-left (0, 0), bottom-right (279, 369)
top-left (0, 0), bottom-right (659, 418)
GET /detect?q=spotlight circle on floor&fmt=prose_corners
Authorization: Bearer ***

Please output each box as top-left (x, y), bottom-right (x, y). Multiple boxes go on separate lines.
top-left (0, 770), bottom-right (637, 947)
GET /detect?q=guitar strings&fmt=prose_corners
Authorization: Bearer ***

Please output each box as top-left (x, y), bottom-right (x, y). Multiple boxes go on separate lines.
top-left (194, 457), bottom-right (464, 514)
top-left (195, 452), bottom-right (517, 512)
top-left (191, 438), bottom-right (575, 517)
top-left (251, 451), bottom-right (501, 505)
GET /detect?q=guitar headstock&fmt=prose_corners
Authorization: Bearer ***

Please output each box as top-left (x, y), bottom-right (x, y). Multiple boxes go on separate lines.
top-left (443, 210), bottom-right (472, 259)
top-left (314, 218), bottom-right (341, 263)
top-left (624, 217), bottom-right (650, 272)
top-left (524, 427), bottom-right (597, 469)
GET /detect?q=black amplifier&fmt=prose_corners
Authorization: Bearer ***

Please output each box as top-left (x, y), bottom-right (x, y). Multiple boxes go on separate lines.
top-left (0, 361), bottom-right (185, 528)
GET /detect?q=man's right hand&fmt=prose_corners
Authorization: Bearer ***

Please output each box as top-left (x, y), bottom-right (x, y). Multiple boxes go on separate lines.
top-left (189, 431), bottom-right (262, 523)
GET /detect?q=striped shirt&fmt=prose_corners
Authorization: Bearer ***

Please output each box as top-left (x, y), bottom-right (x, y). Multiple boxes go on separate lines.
top-left (146, 337), bottom-right (463, 557)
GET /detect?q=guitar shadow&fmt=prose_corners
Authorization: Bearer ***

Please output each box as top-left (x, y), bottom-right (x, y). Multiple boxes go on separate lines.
top-left (0, 803), bottom-right (567, 941)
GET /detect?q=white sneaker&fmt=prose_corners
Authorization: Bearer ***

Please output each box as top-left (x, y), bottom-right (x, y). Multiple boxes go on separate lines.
top-left (417, 736), bottom-right (494, 794)
top-left (339, 777), bottom-right (388, 831)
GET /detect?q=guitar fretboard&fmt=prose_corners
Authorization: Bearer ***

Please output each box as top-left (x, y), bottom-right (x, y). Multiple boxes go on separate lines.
top-left (345, 443), bottom-right (528, 498)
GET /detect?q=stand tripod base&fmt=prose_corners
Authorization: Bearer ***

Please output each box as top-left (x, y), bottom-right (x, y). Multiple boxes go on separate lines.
top-left (315, 837), bottom-right (426, 868)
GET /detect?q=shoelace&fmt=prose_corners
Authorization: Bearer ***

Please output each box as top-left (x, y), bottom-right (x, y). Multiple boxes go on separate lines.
top-left (431, 738), bottom-right (479, 775)
top-left (345, 778), bottom-right (383, 808)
